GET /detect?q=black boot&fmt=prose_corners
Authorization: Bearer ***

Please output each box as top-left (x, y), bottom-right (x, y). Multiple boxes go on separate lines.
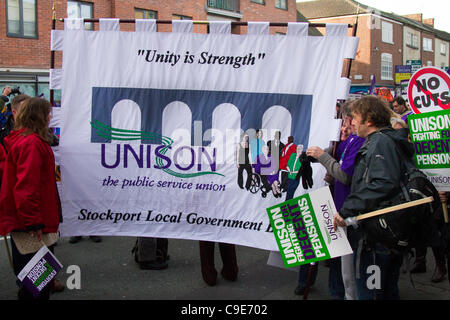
top-left (410, 260), bottom-right (426, 273)
top-left (431, 246), bottom-right (447, 283)
top-left (219, 243), bottom-right (238, 282)
top-left (411, 247), bottom-right (427, 273)
top-left (69, 236), bottom-right (82, 244)
top-left (431, 262), bottom-right (447, 283)
top-left (199, 241), bottom-right (217, 286)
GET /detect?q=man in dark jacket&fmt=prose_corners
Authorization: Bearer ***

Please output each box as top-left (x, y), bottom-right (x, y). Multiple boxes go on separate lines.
top-left (333, 96), bottom-right (410, 300)
top-left (0, 94), bottom-right (30, 147)
top-left (392, 96), bottom-right (413, 122)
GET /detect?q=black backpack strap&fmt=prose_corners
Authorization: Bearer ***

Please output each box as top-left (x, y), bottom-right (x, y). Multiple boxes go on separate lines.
top-left (378, 131), bottom-right (411, 199)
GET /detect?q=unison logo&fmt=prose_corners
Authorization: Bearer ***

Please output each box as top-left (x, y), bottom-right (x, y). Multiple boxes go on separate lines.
top-left (425, 171), bottom-right (450, 184)
top-left (91, 120), bottom-right (222, 178)
top-left (90, 87), bottom-right (313, 178)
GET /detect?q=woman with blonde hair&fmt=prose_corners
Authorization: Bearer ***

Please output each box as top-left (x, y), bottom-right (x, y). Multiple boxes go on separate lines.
top-left (390, 117), bottom-right (407, 130)
top-left (387, 105), bottom-right (407, 129)
top-left (0, 97), bottom-right (61, 300)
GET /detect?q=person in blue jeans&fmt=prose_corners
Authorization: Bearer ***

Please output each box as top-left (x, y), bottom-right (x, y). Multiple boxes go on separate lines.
top-left (347, 229), bottom-right (403, 300)
top-left (327, 257), bottom-right (345, 299)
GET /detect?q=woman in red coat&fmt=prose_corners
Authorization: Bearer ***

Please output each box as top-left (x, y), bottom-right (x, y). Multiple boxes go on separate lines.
top-left (0, 97), bottom-right (60, 300)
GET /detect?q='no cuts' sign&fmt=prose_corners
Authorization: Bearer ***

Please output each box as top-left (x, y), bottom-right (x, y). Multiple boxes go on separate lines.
top-left (408, 67), bottom-right (450, 191)
top-left (408, 66), bottom-right (450, 114)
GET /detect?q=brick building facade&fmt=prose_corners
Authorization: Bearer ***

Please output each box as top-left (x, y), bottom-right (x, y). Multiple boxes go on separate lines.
top-left (0, 0), bottom-right (296, 99)
top-left (298, 0), bottom-right (450, 95)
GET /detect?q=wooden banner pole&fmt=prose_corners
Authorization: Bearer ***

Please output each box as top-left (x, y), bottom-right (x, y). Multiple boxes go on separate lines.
top-left (442, 202), bottom-right (449, 224)
top-left (56, 18), bottom-right (353, 28)
top-left (354, 196), bottom-right (434, 221)
top-left (3, 236), bottom-right (14, 271)
top-left (50, 2), bottom-right (56, 106)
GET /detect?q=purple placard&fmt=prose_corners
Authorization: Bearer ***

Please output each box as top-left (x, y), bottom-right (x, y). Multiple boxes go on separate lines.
top-left (368, 74), bottom-right (376, 95)
top-left (18, 246), bottom-right (63, 298)
top-left (395, 65), bottom-right (412, 73)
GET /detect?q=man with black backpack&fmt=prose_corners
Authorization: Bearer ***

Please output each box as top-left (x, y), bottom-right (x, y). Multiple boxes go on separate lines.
top-left (333, 96), bottom-right (417, 300)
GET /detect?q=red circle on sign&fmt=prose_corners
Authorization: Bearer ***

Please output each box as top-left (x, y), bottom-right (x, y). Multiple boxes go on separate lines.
top-left (408, 67), bottom-right (450, 114)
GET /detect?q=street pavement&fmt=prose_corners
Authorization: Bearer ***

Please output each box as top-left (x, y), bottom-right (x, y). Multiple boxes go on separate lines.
top-left (0, 236), bottom-right (449, 300)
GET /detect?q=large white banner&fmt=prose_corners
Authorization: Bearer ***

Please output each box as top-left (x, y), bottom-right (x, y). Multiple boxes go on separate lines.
top-left (58, 24), bottom-right (357, 251)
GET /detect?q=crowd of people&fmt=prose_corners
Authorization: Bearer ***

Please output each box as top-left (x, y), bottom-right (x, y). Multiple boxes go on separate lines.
top-left (0, 85), bottom-right (449, 300)
top-left (0, 88), bottom-right (63, 299)
top-left (302, 96), bottom-right (449, 299)
top-left (237, 129), bottom-right (285, 198)
top-left (236, 129), bottom-right (314, 199)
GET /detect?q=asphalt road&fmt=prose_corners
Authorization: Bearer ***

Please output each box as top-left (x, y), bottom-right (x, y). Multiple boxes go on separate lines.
top-left (0, 236), bottom-right (449, 300)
